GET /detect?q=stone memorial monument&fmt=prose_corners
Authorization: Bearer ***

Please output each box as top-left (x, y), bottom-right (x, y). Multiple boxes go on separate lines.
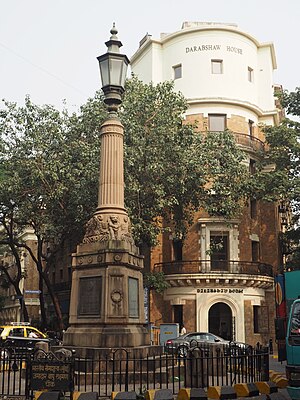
top-left (63, 25), bottom-right (149, 348)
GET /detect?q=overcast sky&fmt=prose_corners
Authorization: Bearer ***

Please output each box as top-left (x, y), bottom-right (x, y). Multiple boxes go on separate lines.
top-left (1, 0), bottom-right (299, 112)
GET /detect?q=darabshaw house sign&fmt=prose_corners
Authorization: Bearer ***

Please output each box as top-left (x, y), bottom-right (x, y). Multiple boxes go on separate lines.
top-left (186, 44), bottom-right (243, 55)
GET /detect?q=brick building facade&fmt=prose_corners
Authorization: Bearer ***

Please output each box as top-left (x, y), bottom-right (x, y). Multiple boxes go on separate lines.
top-left (131, 22), bottom-right (286, 346)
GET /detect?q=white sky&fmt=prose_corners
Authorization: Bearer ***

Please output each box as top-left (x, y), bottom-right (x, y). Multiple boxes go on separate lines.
top-left (1, 0), bottom-right (299, 112)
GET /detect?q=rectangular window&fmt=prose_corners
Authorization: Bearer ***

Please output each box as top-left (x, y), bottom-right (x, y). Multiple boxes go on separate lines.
top-left (249, 159), bottom-right (256, 174)
top-left (211, 59), bottom-right (223, 74)
top-left (208, 114), bottom-right (226, 131)
top-left (253, 305), bottom-right (259, 333)
top-left (173, 239), bottom-right (183, 261)
top-left (173, 64), bottom-right (182, 80)
top-left (248, 120), bottom-right (254, 137)
top-left (59, 269), bottom-right (63, 281)
top-left (210, 233), bottom-right (229, 271)
top-left (248, 67), bottom-right (253, 82)
top-left (251, 241), bottom-right (260, 262)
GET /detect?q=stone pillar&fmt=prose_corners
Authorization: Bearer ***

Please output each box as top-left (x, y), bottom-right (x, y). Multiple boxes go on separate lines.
top-left (63, 116), bottom-right (149, 349)
top-left (97, 118), bottom-right (125, 212)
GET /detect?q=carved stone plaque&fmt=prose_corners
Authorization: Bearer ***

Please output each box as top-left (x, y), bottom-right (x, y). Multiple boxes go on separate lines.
top-left (78, 276), bottom-right (102, 315)
top-left (128, 277), bottom-right (139, 318)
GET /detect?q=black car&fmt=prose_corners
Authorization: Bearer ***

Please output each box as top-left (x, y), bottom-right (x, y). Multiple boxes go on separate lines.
top-left (165, 331), bottom-right (250, 357)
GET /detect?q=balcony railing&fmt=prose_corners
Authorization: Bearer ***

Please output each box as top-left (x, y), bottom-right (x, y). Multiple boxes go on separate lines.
top-left (200, 131), bottom-right (265, 153)
top-left (154, 260), bottom-right (273, 277)
top-left (233, 132), bottom-right (265, 152)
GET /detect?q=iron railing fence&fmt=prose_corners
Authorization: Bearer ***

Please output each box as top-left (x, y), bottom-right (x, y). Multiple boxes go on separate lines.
top-left (154, 260), bottom-right (273, 277)
top-left (74, 346), bottom-right (269, 397)
top-left (0, 345), bottom-right (269, 399)
top-left (0, 350), bottom-right (30, 398)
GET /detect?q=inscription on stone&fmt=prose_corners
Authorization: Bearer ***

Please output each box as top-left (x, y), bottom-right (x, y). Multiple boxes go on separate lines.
top-left (128, 277), bottom-right (139, 318)
top-left (78, 276), bottom-right (102, 315)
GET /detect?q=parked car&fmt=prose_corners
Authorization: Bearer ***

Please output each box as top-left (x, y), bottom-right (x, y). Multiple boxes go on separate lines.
top-left (0, 322), bottom-right (51, 357)
top-left (165, 331), bottom-right (250, 357)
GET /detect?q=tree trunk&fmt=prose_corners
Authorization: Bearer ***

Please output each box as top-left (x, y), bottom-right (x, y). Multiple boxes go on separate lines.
top-left (38, 275), bottom-right (47, 330)
top-left (25, 238), bottom-right (64, 332)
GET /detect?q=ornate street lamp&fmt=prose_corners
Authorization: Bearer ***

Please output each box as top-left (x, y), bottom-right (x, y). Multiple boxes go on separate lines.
top-left (97, 23), bottom-right (129, 112)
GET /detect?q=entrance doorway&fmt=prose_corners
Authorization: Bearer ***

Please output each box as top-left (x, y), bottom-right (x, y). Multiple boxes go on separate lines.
top-left (208, 302), bottom-right (233, 340)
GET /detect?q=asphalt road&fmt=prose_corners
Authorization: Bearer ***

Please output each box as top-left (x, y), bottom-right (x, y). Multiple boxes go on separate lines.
top-left (269, 354), bottom-right (286, 373)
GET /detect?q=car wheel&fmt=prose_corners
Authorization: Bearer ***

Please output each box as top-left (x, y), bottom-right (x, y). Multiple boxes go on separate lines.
top-left (177, 345), bottom-right (188, 358)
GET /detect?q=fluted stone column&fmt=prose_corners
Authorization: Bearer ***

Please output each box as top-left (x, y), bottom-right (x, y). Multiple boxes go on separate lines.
top-left (98, 118), bottom-right (125, 211)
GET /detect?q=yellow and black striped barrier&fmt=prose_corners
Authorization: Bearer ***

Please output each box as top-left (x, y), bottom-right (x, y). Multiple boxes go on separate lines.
top-left (234, 383), bottom-right (259, 397)
top-left (111, 391), bottom-right (137, 400)
top-left (207, 385), bottom-right (237, 399)
top-left (177, 388), bottom-right (207, 400)
top-left (254, 381), bottom-right (278, 395)
top-left (34, 391), bottom-right (61, 400)
top-left (145, 389), bottom-right (173, 400)
top-left (73, 392), bottom-right (98, 400)
top-left (269, 370), bottom-right (288, 389)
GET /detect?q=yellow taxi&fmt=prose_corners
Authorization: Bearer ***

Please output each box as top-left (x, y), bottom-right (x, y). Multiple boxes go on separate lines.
top-left (0, 322), bottom-right (46, 340)
top-left (0, 322), bottom-right (49, 356)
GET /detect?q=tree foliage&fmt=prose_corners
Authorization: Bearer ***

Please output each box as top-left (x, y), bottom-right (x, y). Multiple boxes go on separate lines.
top-left (0, 77), bottom-right (251, 324)
top-left (255, 87), bottom-right (300, 270)
top-left (0, 95), bottom-right (106, 328)
top-left (122, 76), bottom-right (249, 245)
top-left (143, 271), bottom-right (170, 294)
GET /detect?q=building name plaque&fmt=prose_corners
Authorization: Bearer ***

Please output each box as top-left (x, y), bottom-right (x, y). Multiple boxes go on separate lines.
top-left (198, 288), bottom-right (244, 294)
top-left (186, 44), bottom-right (243, 55)
top-left (29, 361), bottom-right (73, 391)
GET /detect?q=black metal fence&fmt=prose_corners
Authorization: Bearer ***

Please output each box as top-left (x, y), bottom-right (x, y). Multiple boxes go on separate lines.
top-left (0, 345), bottom-right (269, 399)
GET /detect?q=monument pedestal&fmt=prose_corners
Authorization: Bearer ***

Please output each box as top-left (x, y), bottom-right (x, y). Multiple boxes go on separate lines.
top-left (63, 238), bottom-right (150, 348)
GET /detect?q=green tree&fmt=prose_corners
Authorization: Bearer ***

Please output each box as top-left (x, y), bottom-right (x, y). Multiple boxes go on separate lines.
top-left (253, 87), bottom-right (300, 270)
top-left (122, 77), bottom-right (249, 246)
top-left (0, 95), bottom-right (106, 328)
top-left (0, 78), bottom-right (251, 323)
